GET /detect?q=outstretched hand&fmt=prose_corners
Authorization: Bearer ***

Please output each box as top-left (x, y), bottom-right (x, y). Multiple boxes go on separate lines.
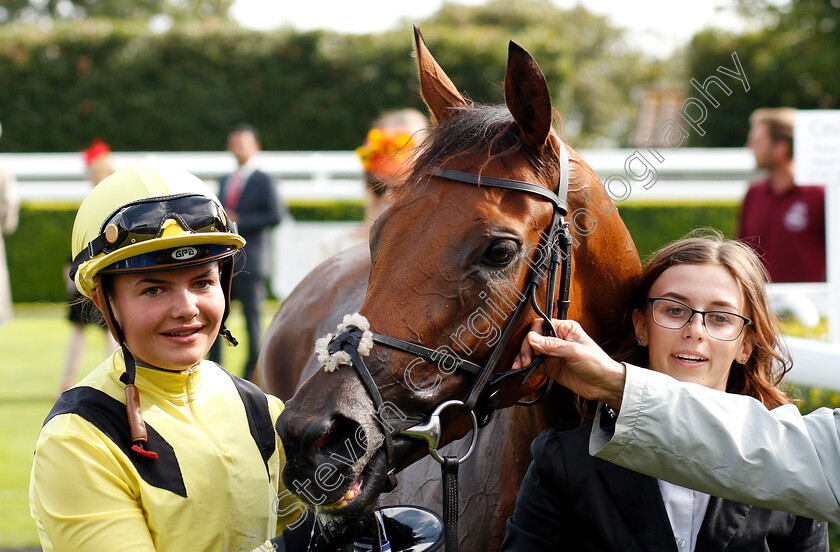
top-left (512, 319), bottom-right (626, 409)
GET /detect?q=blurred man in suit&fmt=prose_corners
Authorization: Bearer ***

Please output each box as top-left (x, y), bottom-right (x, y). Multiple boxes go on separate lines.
top-left (208, 124), bottom-right (283, 379)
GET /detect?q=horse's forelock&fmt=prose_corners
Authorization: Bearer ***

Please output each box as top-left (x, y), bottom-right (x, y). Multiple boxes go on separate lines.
top-left (394, 104), bottom-right (560, 197)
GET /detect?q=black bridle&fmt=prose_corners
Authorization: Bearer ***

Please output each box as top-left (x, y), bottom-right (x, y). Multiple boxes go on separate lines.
top-left (326, 141), bottom-right (574, 497)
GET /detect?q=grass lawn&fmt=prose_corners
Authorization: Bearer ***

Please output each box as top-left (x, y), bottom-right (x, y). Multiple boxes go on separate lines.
top-left (0, 300), bottom-right (279, 549)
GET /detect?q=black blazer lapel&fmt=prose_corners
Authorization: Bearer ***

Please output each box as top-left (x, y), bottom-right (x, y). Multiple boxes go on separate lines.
top-left (695, 497), bottom-right (751, 552)
top-left (597, 460), bottom-right (679, 552)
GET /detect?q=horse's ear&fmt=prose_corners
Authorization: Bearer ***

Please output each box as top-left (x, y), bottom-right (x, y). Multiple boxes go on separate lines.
top-left (505, 41), bottom-right (552, 151)
top-left (413, 26), bottom-right (467, 124)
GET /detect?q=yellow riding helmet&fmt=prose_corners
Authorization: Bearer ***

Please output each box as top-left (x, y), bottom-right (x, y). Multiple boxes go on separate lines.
top-left (71, 162), bottom-right (246, 299)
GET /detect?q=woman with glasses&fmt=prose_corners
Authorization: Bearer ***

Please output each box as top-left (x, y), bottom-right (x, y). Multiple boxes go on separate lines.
top-left (502, 231), bottom-right (827, 551)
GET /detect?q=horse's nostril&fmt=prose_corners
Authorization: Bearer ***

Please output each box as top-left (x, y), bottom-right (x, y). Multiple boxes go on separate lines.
top-left (311, 414), bottom-right (367, 463)
top-left (301, 415), bottom-right (334, 450)
top-left (281, 409), bottom-right (369, 472)
top-left (314, 431), bottom-right (333, 448)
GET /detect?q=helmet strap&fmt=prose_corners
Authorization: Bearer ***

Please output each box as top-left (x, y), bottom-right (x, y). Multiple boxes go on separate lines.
top-left (219, 257), bottom-right (239, 347)
top-left (93, 277), bottom-right (124, 345)
top-left (93, 276), bottom-right (158, 459)
top-left (220, 327), bottom-right (239, 347)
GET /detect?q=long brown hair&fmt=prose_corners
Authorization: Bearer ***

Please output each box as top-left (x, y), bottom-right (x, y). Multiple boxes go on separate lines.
top-left (598, 229), bottom-right (793, 415)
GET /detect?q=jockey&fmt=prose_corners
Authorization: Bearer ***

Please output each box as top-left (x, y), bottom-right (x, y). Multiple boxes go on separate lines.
top-left (30, 162), bottom-right (310, 551)
top-left (29, 161), bottom-right (443, 552)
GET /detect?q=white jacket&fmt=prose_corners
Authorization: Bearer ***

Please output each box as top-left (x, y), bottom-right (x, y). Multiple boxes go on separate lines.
top-left (590, 364), bottom-right (840, 523)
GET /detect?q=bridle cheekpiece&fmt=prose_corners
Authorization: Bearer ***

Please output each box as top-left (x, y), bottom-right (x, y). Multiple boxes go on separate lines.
top-left (317, 140), bottom-right (574, 494)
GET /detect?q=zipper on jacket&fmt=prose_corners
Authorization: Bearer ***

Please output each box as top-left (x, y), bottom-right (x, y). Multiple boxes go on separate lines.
top-left (185, 366), bottom-right (229, 454)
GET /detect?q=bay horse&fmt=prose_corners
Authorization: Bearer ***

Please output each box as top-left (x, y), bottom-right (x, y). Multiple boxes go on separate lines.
top-left (257, 28), bottom-right (641, 550)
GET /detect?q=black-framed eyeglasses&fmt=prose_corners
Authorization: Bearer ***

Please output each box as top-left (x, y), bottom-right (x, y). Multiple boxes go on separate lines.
top-left (647, 297), bottom-right (752, 341)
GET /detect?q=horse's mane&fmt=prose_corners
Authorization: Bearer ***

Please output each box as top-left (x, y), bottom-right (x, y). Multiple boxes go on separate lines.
top-left (393, 104), bottom-right (562, 197)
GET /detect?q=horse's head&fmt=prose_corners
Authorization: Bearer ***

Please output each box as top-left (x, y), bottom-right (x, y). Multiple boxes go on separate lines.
top-left (277, 28), bottom-right (640, 517)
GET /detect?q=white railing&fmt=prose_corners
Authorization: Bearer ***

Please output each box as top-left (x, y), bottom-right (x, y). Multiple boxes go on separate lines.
top-left (4, 149), bottom-right (839, 388)
top-left (4, 148), bottom-right (762, 203)
top-left (2, 151), bottom-right (367, 202)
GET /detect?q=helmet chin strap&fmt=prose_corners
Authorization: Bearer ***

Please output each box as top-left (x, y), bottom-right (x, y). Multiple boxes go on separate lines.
top-left (218, 256), bottom-right (239, 347)
top-left (220, 327), bottom-right (239, 346)
top-left (93, 279), bottom-right (158, 459)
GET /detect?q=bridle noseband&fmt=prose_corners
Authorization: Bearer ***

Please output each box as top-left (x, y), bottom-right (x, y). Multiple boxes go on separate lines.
top-left (326, 141), bottom-right (574, 492)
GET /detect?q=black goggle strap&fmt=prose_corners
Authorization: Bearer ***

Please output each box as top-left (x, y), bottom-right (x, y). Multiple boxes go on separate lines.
top-left (70, 233), bottom-right (111, 279)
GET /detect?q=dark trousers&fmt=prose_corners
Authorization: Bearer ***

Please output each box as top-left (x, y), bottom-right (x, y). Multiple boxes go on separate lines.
top-left (208, 273), bottom-right (265, 380)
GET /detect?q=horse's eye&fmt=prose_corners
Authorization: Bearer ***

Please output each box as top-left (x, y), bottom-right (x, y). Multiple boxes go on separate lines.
top-left (481, 239), bottom-right (518, 267)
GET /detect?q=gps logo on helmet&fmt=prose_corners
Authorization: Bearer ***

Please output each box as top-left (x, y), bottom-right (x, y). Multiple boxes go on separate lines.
top-left (172, 246), bottom-right (199, 260)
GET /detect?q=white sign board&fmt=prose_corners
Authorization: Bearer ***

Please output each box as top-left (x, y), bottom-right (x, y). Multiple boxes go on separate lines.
top-left (795, 110), bottom-right (840, 342)
top-left (795, 110), bottom-right (840, 185)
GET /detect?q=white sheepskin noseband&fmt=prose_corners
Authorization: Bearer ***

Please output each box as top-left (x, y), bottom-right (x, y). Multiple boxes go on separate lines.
top-left (314, 313), bottom-right (374, 372)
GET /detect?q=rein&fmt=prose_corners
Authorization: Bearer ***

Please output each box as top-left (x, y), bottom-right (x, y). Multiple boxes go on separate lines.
top-left (325, 141), bottom-right (573, 551)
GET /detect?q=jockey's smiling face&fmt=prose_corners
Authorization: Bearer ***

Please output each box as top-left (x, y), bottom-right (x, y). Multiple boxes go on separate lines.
top-left (632, 263), bottom-right (754, 391)
top-left (108, 263), bottom-right (225, 371)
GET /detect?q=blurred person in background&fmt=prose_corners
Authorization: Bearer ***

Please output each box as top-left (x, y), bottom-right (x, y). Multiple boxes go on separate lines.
top-left (60, 139), bottom-right (118, 392)
top-left (0, 120), bottom-right (19, 326)
top-left (208, 124), bottom-right (284, 380)
top-left (324, 108), bottom-right (428, 257)
top-left (738, 107), bottom-right (826, 283)
top-left (356, 108), bottom-right (428, 231)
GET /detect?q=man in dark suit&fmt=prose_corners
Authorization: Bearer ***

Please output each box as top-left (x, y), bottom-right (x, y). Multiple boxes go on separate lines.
top-left (209, 124), bottom-right (283, 380)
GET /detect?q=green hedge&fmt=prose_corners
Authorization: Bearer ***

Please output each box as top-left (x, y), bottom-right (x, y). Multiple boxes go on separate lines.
top-left (6, 200), bottom-right (738, 303)
top-left (619, 201), bottom-right (738, 261)
top-left (288, 201), bottom-right (364, 223)
top-left (0, 4), bottom-right (656, 153)
top-left (0, 21), bottom-right (424, 153)
top-left (6, 203), bottom-right (79, 304)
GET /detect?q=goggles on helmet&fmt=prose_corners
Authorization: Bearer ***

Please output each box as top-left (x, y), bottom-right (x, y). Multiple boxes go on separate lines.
top-left (70, 193), bottom-right (236, 279)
